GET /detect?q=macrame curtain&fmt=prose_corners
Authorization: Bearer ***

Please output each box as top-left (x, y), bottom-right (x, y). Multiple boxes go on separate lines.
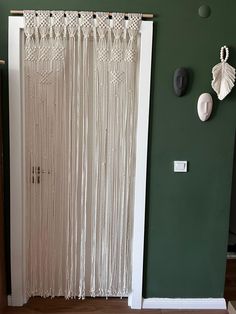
top-left (23, 10), bottom-right (141, 299)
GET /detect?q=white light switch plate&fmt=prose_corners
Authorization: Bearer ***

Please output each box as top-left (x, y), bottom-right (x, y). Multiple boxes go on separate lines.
top-left (174, 161), bottom-right (188, 172)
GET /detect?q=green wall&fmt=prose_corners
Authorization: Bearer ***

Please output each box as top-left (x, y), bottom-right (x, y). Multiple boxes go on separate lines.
top-left (0, 0), bottom-right (235, 298)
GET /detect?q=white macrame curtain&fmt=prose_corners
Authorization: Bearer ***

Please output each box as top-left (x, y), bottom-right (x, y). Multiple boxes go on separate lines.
top-left (23, 10), bottom-right (141, 299)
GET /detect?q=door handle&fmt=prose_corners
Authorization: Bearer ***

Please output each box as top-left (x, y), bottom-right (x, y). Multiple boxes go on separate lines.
top-left (32, 166), bottom-right (35, 184)
top-left (37, 166), bottom-right (40, 184)
top-left (31, 166), bottom-right (51, 184)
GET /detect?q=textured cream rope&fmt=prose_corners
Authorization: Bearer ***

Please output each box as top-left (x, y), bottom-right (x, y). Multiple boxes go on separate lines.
top-left (23, 10), bottom-right (141, 299)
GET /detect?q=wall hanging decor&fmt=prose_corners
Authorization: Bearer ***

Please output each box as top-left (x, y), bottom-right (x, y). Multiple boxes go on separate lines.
top-left (197, 93), bottom-right (213, 121)
top-left (8, 9), bottom-right (154, 309)
top-left (23, 9), bottom-right (143, 300)
top-left (173, 67), bottom-right (188, 96)
top-left (198, 5), bottom-right (211, 18)
top-left (211, 45), bottom-right (235, 100)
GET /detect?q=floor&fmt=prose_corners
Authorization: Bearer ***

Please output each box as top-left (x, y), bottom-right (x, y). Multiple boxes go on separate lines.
top-left (3, 298), bottom-right (228, 314)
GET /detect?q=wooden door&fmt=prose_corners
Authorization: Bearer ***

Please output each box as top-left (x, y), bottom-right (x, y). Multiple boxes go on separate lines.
top-left (0, 69), bottom-right (7, 309)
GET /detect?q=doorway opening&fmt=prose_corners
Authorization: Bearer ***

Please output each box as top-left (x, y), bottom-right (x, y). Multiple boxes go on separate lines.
top-left (8, 15), bottom-right (153, 309)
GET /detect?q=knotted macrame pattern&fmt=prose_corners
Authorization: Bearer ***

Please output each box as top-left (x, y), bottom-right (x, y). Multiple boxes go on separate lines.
top-left (23, 10), bottom-right (141, 299)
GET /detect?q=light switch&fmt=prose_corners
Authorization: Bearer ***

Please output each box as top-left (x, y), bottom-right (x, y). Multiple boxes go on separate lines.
top-left (174, 161), bottom-right (188, 172)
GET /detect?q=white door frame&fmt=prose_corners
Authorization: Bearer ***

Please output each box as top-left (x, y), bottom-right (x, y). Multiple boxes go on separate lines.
top-left (8, 16), bottom-right (153, 308)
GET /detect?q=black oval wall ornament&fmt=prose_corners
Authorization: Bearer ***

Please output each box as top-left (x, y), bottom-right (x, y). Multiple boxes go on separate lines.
top-left (173, 67), bottom-right (188, 97)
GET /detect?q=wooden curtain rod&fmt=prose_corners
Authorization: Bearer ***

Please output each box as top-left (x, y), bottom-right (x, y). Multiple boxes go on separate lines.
top-left (10, 10), bottom-right (154, 19)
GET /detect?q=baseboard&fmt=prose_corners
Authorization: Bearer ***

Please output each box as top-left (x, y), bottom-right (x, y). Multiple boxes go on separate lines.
top-left (7, 295), bottom-right (12, 306)
top-left (228, 301), bottom-right (236, 314)
top-left (142, 298), bottom-right (226, 310)
top-left (128, 294), bottom-right (132, 307)
top-left (8, 294), bottom-right (29, 306)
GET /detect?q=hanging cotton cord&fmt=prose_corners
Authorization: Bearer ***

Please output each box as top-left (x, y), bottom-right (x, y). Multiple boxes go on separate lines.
top-left (23, 9), bottom-right (141, 299)
top-left (108, 13), bottom-right (124, 296)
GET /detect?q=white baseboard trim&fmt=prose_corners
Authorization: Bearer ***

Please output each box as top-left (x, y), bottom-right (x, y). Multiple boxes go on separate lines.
top-left (228, 301), bottom-right (236, 314)
top-left (8, 294), bottom-right (29, 307)
top-left (142, 298), bottom-right (226, 310)
top-left (128, 294), bottom-right (132, 307)
top-left (7, 295), bottom-right (12, 306)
